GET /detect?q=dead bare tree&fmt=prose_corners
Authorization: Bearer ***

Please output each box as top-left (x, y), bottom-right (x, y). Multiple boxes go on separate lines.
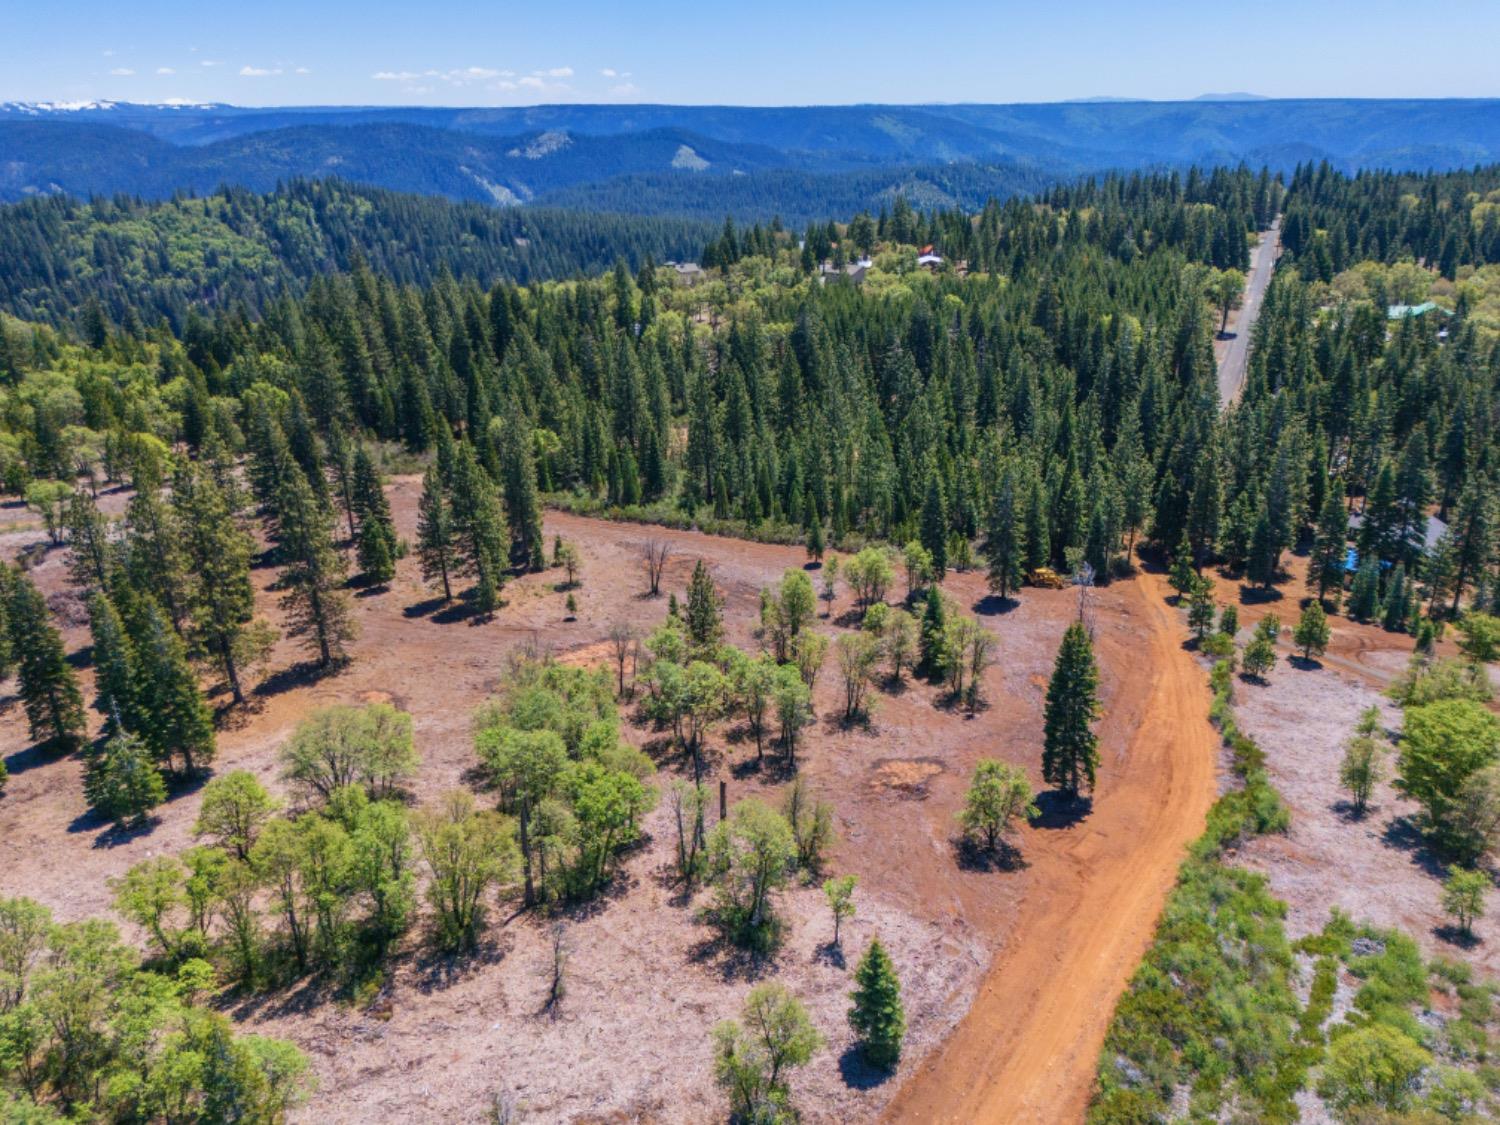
top-left (544, 922), bottom-right (568, 1016)
top-left (640, 538), bottom-right (672, 597)
top-left (608, 622), bottom-right (639, 698)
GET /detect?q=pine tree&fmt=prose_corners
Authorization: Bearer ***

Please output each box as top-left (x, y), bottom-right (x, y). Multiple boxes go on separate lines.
top-left (1042, 621), bottom-right (1101, 800)
top-left (87, 592), bottom-right (136, 733)
top-left (276, 463), bottom-right (355, 666)
top-left (848, 937), bottom-right (906, 1072)
top-left (1246, 512), bottom-right (1279, 590)
top-left (449, 440), bottom-right (508, 614)
top-left (416, 465), bottom-right (455, 602)
top-left (497, 415), bottom-right (546, 570)
top-left (919, 585), bottom-right (947, 677)
top-left (983, 463), bottom-right (1025, 600)
top-left (352, 446), bottom-right (398, 585)
top-left (84, 731), bottom-right (166, 827)
top-left (9, 569), bottom-right (85, 752)
top-left (175, 463), bottom-right (257, 705)
top-left (1168, 533), bottom-right (1197, 598)
top-left (1381, 564), bottom-right (1410, 632)
top-left (127, 596), bottom-right (216, 775)
top-left (920, 469), bottom-right (948, 581)
top-left (1293, 601), bottom-right (1331, 660)
top-left (685, 560), bottom-right (723, 651)
top-left (1308, 480), bottom-right (1349, 604)
top-left (1347, 557), bottom-right (1381, 621)
top-left (65, 490), bottom-right (113, 594)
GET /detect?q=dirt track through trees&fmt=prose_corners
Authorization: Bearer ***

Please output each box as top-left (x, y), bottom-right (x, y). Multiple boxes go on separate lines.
top-left (882, 572), bottom-right (1217, 1123)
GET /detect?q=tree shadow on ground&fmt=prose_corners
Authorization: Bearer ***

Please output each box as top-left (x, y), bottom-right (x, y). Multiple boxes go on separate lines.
top-left (952, 835), bottom-right (1027, 873)
top-left (814, 941), bottom-right (847, 970)
top-left (1380, 815), bottom-right (1450, 880)
top-left (411, 930), bottom-right (514, 995)
top-left (3, 741), bottom-right (68, 780)
top-left (1031, 790), bottom-right (1093, 830)
top-left (1238, 584), bottom-right (1284, 605)
top-left (839, 1046), bottom-right (895, 1091)
top-left (1330, 798), bottom-right (1377, 823)
top-left (402, 594), bottom-right (451, 619)
top-left (255, 658), bottom-right (344, 699)
top-left (687, 931), bottom-right (774, 984)
top-left (68, 807), bottom-right (160, 847)
top-left (1289, 655), bottom-right (1324, 671)
top-left (1434, 924), bottom-right (1482, 950)
top-left (972, 594), bottom-right (1019, 617)
top-left (432, 600), bottom-right (486, 625)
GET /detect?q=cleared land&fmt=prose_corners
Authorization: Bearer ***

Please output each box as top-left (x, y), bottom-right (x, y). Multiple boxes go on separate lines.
top-left (0, 479), bottom-right (1218, 1122)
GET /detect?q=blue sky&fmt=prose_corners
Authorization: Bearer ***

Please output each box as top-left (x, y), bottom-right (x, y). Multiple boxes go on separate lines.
top-left (6, 0), bottom-right (1499, 106)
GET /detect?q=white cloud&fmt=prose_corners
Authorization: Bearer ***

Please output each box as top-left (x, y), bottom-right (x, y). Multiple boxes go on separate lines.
top-left (162, 97), bottom-right (195, 106)
top-left (373, 70), bottom-right (420, 81)
top-left (201, 60), bottom-right (222, 67)
top-left (156, 67), bottom-right (175, 75)
top-left (600, 68), bottom-right (617, 78)
top-left (239, 65), bottom-right (282, 77)
top-left (109, 67), bottom-right (135, 76)
top-left (540, 66), bottom-right (573, 78)
top-left (611, 82), bottom-right (640, 96)
top-left (295, 67), bottom-right (311, 74)
top-left (518, 76), bottom-right (543, 89)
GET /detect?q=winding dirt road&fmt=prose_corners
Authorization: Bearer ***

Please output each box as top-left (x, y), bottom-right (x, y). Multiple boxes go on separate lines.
top-left (883, 572), bottom-right (1217, 1124)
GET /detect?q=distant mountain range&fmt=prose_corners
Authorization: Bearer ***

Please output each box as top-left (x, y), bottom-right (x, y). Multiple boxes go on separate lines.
top-left (2, 98), bottom-right (1498, 222)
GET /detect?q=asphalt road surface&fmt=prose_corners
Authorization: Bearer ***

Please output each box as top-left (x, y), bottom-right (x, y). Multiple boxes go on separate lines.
top-left (1216, 215), bottom-right (1282, 407)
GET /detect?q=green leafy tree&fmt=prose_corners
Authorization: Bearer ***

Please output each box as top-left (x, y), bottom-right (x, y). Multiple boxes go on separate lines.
top-left (194, 771), bottom-right (281, 860)
top-left (478, 727), bottom-right (567, 907)
top-left (1317, 1024), bottom-right (1431, 1115)
top-left (414, 790), bottom-right (519, 951)
top-left (280, 702), bottom-right (418, 805)
top-left (1397, 699), bottom-right (1500, 852)
top-left (1457, 613), bottom-right (1500, 663)
top-left (959, 759), bottom-right (1038, 853)
top-left (1440, 866), bottom-right (1488, 938)
top-left (1340, 711), bottom-right (1386, 818)
top-left (823, 875), bottom-right (857, 948)
top-left (849, 937), bottom-right (905, 1072)
top-left (707, 797), bottom-right (796, 950)
top-left (712, 982), bottom-right (822, 1122)
top-left (1042, 622), bottom-right (1101, 800)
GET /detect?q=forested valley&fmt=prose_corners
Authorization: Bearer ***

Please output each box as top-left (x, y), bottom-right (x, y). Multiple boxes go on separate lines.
top-left (3, 158), bottom-right (1500, 1122)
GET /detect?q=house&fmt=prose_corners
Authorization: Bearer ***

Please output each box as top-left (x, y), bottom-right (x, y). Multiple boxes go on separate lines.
top-left (1386, 301), bottom-right (1448, 320)
top-left (917, 251), bottom-right (944, 271)
top-left (665, 261), bottom-right (705, 286)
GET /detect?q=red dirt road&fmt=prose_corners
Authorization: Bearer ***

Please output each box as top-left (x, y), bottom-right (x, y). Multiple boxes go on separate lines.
top-left (883, 572), bottom-right (1218, 1124)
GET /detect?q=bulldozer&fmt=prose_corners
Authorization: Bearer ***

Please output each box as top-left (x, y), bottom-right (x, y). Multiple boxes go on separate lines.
top-left (1027, 567), bottom-right (1067, 589)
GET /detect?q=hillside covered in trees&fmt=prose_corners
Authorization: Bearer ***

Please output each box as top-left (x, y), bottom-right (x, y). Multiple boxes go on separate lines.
top-left (0, 179), bottom-right (715, 330)
top-left (4, 157), bottom-right (1500, 1121)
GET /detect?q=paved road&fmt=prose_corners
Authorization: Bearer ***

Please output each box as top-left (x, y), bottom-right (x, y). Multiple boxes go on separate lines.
top-left (1216, 215), bottom-right (1282, 407)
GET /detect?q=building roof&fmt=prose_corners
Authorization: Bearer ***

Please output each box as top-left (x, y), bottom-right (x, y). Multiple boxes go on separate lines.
top-left (1386, 301), bottom-right (1448, 319)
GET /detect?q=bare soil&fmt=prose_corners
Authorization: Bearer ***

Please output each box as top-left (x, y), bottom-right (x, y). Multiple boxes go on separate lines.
top-left (0, 482), bottom-right (1217, 1123)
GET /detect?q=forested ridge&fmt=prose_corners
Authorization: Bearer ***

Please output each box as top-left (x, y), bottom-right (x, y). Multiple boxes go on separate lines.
top-left (4, 159), bottom-right (1500, 1120)
top-left (0, 179), bottom-right (715, 330)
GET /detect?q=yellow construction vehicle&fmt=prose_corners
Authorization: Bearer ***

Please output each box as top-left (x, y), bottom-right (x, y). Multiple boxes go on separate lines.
top-left (1027, 567), bottom-right (1067, 589)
